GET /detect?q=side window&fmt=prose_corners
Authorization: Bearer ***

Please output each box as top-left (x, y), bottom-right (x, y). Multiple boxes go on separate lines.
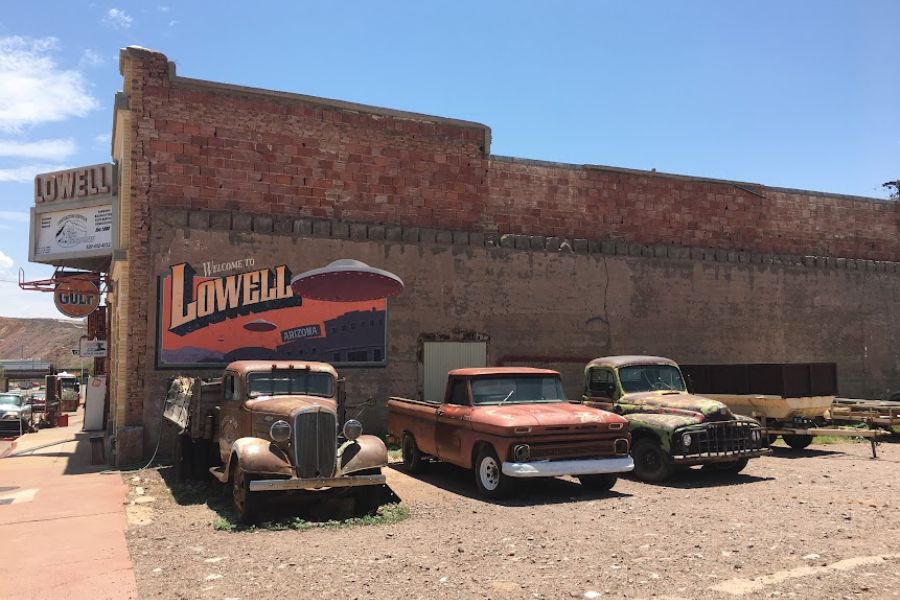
top-left (446, 379), bottom-right (469, 406)
top-left (588, 368), bottom-right (617, 398)
top-left (224, 374), bottom-right (238, 402)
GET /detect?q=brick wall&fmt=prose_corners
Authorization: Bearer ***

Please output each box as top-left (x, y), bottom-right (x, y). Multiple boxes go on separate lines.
top-left (113, 46), bottom-right (900, 461)
top-left (124, 47), bottom-right (898, 262)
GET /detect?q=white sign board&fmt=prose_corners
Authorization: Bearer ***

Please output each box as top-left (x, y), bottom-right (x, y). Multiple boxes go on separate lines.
top-left (33, 205), bottom-right (113, 260)
top-left (79, 338), bottom-right (108, 358)
top-left (84, 375), bottom-right (107, 431)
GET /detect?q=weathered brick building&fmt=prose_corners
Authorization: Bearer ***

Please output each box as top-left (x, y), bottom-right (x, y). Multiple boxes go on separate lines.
top-left (107, 46), bottom-right (900, 465)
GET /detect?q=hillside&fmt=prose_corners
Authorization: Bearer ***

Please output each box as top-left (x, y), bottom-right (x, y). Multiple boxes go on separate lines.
top-left (0, 316), bottom-right (86, 370)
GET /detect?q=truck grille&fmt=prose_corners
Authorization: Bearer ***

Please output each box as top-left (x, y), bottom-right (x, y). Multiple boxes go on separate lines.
top-left (293, 410), bottom-right (337, 478)
top-left (675, 420), bottom-right (764, 458)
top-left (526, 438), bottom-right (629, 461)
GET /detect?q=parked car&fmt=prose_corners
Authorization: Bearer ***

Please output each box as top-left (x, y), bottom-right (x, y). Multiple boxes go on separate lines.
top-left (163, 360), bottom-right (393, 523)
top-left (0, 392), bottom-right (33, 435)
top-left (388, 367), bottom-right (634, 498)
top-left (580, 356), bottom-right (768, 482)
top-left (26, 390), bottom-right (47, 413)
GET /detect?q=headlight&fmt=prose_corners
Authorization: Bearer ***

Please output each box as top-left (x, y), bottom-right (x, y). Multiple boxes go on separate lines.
top-left (751, 429), bottom-right (761, 442)
top-left (343, 419), bottom-right (363, 440)
top-left (269, 420), bottom-right (291, 442)
top-left (682, 433), bottom-right (692, 447)
top-left (513, 444), bottom-right (530, 462)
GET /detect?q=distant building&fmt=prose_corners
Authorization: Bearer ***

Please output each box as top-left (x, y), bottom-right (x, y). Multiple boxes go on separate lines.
top-left (276, 308), bottom-right (386, 364)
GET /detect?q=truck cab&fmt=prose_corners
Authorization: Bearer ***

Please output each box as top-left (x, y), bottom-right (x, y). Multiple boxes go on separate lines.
top-left (581, 356), bottom-right (768, 482)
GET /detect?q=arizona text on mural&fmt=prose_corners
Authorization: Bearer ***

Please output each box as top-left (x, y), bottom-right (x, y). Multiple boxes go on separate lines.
top-left (168, 262), bottom-right (301, 335)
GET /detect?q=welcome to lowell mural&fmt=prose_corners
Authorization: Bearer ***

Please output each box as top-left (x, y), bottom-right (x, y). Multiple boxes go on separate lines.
top-left (156, 259), bottom-right (388, 368)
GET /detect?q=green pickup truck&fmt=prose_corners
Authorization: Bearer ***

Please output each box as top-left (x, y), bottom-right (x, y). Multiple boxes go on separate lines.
top-left (580, 356), bottom-right (769, 482)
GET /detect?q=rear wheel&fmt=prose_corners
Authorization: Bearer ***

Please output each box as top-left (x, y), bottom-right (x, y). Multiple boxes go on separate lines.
top-left (631, 438), bottom-right (674, 482)
top-left (783, 434), bottom-right (813, 450)
top-left (577, 474), bottom-right (618, 492)
top-left (231, 463), bottom-right (258, 524)
top-left (474, 447), bottom-right (514, 499)
top-left (401, 433), bottom-right (425, 473)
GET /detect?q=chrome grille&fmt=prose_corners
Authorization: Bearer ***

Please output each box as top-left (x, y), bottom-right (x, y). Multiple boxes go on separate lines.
top-left (293, 410), bottom-right (337, 478)
top-left (675, 420), bottom-right (765, 458)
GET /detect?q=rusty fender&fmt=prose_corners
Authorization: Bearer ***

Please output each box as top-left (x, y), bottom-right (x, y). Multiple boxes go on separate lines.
top-left (226, 437), bottom-right (294, 480)
top-left (337, 434), bottom-right (388, 475)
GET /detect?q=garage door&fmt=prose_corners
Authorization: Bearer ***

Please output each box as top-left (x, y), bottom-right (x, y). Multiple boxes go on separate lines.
top-left (423, 342), bottom-right (487, 403)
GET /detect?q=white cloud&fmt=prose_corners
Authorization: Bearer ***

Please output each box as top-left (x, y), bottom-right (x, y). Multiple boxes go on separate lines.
top-left (0, 163), bottom-right (68, 183)
top-left (0, 282), bottom-right (63, 318)
top-left (0, 211), bottom-right (29, 223)
top-left (103, 8), bottom-right (133, 29)
top-left (0, 36), bottom-right (99, 133)
top-left (0, 249), bottom-right (13, 276)
top-left (158, 5), bottom-right (170, 12)
top-left (0, 138), bottom-right (76, 160)
top-left (79, 48), bottom-right (105, 68)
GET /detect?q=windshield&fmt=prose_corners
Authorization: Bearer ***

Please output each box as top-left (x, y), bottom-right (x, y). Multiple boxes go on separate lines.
top-left (619, 365), bottom-right (687, 393)
top-left (471, 376), bottom-right (566, 405)
top-left (247, 371), bottom-right (334, 398)
top-left (0, 394), bottom-right (23, 407)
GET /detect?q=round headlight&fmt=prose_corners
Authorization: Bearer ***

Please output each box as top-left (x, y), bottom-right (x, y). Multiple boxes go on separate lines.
top-left (269, 420), bottom-right (291, 442)
top-left (682, 433), bottom-right (692, 447)
top-left (513, 444), bottom-right (530, 462)
top-left (343, 419), bottom-right (363, 440)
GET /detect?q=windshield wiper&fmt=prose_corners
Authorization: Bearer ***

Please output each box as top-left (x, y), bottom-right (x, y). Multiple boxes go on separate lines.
top-left (498, 389), bottom-right (515, 405)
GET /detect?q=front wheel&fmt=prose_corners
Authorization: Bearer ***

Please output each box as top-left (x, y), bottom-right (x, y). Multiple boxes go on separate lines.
top-left (703, 457), bottom-right (750, 474)
top-left (231, 463), bottom-right (259, 524)
top-left (631, 438), bottom-right (674, 482)
top-left (577, 474), bottom-right (618, 492)
top-left (474, 447), bottom-right (514, 499)
top-left (783, 434), bottom-right (813, 450)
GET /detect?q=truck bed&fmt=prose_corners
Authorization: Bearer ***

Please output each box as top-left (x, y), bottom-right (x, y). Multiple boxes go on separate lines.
top-left (163, 376), bottom-right (221, 439)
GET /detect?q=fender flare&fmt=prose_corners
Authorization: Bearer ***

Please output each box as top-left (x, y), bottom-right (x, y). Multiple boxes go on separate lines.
top-left (224, 437), bottom-right (293, 481)
top-left (338, 434), bottom-right (388, 475)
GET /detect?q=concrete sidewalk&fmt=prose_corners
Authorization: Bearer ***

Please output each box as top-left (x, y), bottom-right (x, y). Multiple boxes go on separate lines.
top-left (0, 412), bottom-right (138, 599)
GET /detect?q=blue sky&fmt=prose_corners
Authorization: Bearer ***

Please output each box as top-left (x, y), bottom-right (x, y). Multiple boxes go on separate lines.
top-left (0, 1), bottom-right (898, 318)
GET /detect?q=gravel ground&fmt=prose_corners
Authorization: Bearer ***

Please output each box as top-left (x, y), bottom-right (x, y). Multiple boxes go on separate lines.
top-left (126, 440), bottom-right (900, 600)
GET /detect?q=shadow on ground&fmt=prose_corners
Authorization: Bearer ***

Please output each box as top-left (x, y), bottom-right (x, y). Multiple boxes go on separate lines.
top-left (388, 460), bottom-right (632, 505)
top-left (156, 465), bottom-right (399, 527)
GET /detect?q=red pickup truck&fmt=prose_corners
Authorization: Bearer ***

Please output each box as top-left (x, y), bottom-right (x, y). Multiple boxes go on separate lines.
top-left (388, 367), bottom-right (634, 498)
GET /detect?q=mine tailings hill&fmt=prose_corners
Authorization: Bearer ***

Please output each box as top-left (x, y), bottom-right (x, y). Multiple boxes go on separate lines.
top-left (0, 317), bottom-right (85, 370)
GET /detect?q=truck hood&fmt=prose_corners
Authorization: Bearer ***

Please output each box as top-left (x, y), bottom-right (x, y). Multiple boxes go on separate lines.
top-left (474, 402), bottom-right (628, 430)
top-left (246, 395), bottom-right (337, 418)
top-left (620, 391), bottom-right (732, 421)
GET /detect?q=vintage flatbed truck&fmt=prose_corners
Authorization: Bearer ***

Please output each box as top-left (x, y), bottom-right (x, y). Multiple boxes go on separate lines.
top-left (388, 367), bottom-right (634, 499)
top-left (163, 360), bottom-right (392, 522)
top-left (679, 363), bottom-right (893, 457)
top-left (580, 356), bottom-right (769, 482)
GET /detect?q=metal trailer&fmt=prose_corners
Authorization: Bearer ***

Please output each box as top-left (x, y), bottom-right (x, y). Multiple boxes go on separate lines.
top-left (680, 363), bottom-right (891, 458)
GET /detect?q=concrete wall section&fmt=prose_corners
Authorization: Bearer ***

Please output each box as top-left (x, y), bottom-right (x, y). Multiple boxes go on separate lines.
top-left (141, 208), bottom-right (900, 447)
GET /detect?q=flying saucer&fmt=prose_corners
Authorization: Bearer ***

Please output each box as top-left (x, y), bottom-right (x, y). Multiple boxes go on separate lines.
top-left (290, 259), bottom-right (404, 302)
top-left (244, 319), bottom-right (277, 332)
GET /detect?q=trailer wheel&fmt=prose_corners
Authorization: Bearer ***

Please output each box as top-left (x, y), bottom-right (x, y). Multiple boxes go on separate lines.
top-left (631, 438), bottom-right (674, 482)
top-left (783, 434), bottom-right (813, 450)
top-left (401, 433), bottom-right (425, 473)
top-left (474, 447), bottom-right (514, 499)
top-left (230, 463), bottom-right (258, 524)
top-left (703, 457), bottom-right (750, 474)
top-left (577, 474), bottom-right (618, 492)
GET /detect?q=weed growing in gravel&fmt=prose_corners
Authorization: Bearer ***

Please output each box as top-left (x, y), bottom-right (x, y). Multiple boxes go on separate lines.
top-left (213, 503), bottom-right (410, 533)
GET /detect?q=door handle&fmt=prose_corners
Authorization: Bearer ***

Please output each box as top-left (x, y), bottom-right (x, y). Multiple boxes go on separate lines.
top-left (437, 409), bottom-right (445, 416)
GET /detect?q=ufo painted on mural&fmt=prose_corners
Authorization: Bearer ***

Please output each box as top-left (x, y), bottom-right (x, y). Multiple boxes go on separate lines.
top-left (290, 259), bottom-right (404, 302)
top-left (244, 319), bottom-right (278, 332)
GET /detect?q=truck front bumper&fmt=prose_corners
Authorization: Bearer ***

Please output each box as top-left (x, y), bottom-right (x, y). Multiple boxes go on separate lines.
top-left (248, 473), bottom-right (386, 492)
top-left (671, 448), bottom-right (770, 466)
top-left (502, 456), bottom-right (634, 478)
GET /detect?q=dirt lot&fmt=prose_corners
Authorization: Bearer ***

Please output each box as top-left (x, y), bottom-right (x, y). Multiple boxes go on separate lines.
top-left (125, 441), bottom-right (900, 600)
